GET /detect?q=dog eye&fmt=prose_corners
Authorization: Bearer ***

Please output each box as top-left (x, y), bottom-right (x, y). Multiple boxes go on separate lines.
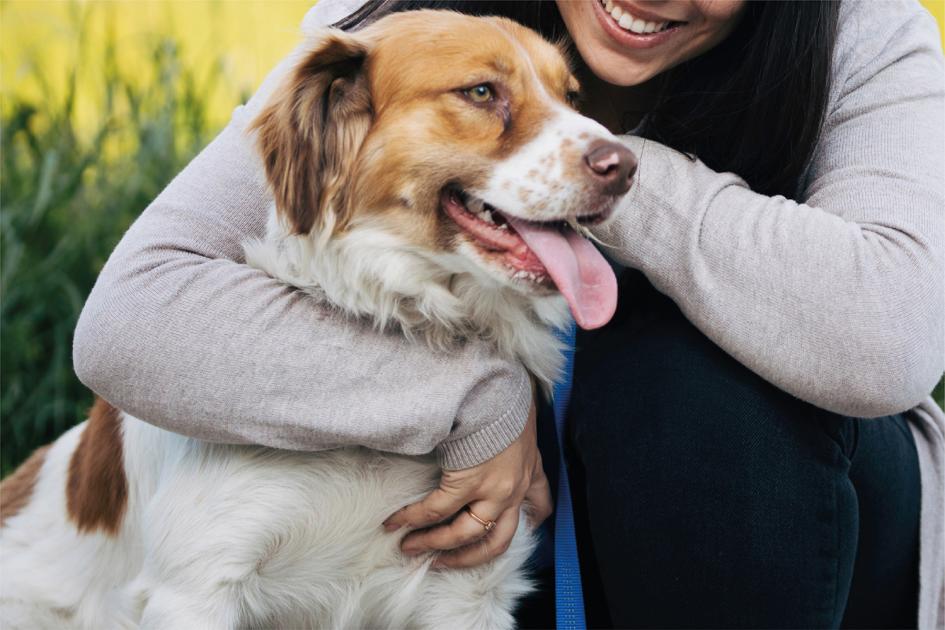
top-left (566, 90), bottom-right (581, 108)
top-left (464, 84), bottom-right (494, 103)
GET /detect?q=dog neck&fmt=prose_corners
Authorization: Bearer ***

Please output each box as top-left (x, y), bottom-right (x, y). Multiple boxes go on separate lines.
top-left (244, 210), bottom-right (570, 391)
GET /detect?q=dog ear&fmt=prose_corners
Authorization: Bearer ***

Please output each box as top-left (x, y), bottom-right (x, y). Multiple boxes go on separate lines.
top-left (252, 31), bottom-right (373, 235)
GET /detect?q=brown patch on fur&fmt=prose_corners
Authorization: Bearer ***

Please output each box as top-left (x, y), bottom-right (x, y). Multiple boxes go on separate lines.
top-left (66, 398), bottom-right (127, 535)
top-left (0, 445), bottom-right (51, 526)
top-left (251, 31), bottom-right (372, 235)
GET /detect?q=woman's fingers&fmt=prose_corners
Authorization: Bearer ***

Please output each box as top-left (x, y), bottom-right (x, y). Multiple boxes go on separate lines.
top-left (385, 396), bottom-right (542, 568)
top-left (523, 471), bottom-right (553, 527)
top-left (400, 502), bottom-right (500, 555)
top-left (383, 486), bottom-right (467, 532)
top-left (431, 506), bottom-right (521, 569)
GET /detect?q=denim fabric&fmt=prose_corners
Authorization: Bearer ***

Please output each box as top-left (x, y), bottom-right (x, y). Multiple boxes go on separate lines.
top-left (522, 270), bottom-right (921, 629)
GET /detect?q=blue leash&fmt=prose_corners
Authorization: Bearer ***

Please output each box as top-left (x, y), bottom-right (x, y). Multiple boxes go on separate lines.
top-left (552, 322), bottom-right (587, 630)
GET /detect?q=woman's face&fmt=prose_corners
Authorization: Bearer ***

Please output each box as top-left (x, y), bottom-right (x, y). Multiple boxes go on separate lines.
top-left (556, 0), bottom-right (746, 86)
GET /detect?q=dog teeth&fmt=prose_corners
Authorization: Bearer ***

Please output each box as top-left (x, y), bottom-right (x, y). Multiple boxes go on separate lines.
top-left (511, 269), bottom-right (544, 282)
top-left (467, 196), bottom-right (484, 213)
top-left (467, 195), bottom-right (501, 225)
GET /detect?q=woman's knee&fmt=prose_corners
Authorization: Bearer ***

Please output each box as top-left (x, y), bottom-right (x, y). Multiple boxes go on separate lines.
top-left (569, 311), bottom-right (857, 527)
top-left (567, 288), bottom-right (860, 626)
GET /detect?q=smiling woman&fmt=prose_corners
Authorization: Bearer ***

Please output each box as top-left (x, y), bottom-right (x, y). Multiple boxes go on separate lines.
top-left (1, 1), bottom-right (943, 629)
top-left (560, 0), bottom-right (745, 84)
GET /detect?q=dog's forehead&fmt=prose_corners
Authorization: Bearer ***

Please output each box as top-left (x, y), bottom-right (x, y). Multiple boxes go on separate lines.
top-left (488, 17), bottom-right (576, 90)
top-left (366, 12), bottom-right (573, 95)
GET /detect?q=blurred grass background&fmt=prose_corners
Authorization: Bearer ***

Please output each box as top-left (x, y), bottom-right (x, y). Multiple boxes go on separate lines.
top-left (1, 1), bottom-right (944, 475)
top-left (1, 0), bottom-right (311, 474)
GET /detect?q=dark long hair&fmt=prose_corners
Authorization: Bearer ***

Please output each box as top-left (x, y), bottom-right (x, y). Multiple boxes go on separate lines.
top-left (335, 0), bottom-right (840, 199)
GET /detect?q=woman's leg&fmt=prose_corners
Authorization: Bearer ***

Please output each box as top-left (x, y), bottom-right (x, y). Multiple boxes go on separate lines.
top-left (567, 270), bottom-right (919, 628)
top-left (840, 415), bottom-right (920, 628)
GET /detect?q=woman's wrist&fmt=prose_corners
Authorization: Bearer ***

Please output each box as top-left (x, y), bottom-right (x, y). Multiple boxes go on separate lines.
top-left (435, 370), bottom-right (532, 470)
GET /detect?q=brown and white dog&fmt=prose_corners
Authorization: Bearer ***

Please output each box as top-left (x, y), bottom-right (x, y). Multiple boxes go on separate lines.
top-left (0, 10), bottom-right (635, 629)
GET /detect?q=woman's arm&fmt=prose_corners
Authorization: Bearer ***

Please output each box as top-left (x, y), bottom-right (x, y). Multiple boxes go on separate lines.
top-left (596, 3), bottom-right (944, 417)
top-left (72, 40), bottom-right (531, 471)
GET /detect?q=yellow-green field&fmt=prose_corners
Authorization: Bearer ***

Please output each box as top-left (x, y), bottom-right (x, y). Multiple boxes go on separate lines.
top-left (1, 1), bottom-right (943, 474)
top-left (3, 1), bottom-right (312, 136)
top-left (5, 1), bottom-right (941, 138)
top-left (1, 0), bottom-right (307, 473)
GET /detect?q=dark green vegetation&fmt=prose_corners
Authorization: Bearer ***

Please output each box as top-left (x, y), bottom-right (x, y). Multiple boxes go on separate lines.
top-left (1, 33), bottom-right (243, 475)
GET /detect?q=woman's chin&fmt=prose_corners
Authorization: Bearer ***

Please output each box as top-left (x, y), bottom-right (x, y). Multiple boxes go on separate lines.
top-left (576, 45), bottom-right (662, 87)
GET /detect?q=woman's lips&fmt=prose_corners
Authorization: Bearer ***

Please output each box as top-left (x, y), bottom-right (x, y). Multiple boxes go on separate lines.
top-left (592, 0), bottom-right (686, 50)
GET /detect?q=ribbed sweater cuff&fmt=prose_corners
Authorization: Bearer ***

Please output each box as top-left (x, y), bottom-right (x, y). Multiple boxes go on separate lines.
top-left (435, 378), bottom-right (531, 470)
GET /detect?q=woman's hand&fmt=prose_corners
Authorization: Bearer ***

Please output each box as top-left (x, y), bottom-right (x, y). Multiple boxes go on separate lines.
top-left (382, 399), bottom-right (553, 569)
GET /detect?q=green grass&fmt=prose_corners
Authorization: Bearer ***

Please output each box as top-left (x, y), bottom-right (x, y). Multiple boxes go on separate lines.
top-left (1, 29), bottom-right (237, 476)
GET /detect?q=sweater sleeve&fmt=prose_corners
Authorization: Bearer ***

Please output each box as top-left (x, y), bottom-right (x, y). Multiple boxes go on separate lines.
top-left (71, 18), bottom-right (531, 471)
top-left (595, 2), bottom-right (945, 418)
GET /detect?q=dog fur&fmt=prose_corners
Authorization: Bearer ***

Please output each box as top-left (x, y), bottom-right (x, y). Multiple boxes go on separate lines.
top-left (1, 11), bottom-right (629, 629)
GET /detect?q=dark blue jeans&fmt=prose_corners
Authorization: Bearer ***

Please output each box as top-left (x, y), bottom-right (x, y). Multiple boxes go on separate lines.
top-left (519, 270), bottom-right (920, 629)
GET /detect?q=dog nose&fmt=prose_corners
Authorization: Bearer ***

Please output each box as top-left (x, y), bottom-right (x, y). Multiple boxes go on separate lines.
top-left (583, 141), bottom-right (637, 195)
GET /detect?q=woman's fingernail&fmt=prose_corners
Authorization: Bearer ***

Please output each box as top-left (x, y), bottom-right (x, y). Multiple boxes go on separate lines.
top-left (383, 520), bottom-right (400, 532)
top-left (402, 545), bottom-right (421, 555)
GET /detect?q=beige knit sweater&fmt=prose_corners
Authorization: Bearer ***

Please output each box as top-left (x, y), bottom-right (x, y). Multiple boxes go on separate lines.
top-left (73, 0), bottom-right (944, 625)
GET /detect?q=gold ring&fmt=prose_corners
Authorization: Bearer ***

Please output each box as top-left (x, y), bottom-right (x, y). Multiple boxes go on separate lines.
top-left (465, 506), bottom-right (497, 533)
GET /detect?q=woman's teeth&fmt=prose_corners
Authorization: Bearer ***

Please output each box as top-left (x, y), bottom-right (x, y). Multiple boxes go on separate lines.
top-left (600, 0), bottom-right (671, 34)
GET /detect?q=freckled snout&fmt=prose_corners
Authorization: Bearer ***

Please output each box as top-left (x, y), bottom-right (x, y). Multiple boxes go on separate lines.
top-left (583, 140), bottom-right (637, 196)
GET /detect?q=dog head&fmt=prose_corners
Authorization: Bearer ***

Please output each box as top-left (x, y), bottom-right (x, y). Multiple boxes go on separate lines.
top-left (252, 10), bottom-right (635, 340)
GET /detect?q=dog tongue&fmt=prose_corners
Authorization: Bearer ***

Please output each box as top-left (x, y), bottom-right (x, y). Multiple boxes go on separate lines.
top-left (506, 217), bottom-right (617, 330)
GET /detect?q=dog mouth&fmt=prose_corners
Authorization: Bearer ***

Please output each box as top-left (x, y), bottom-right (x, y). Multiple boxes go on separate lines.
top-left (442, 188), bottom-right (547, 280)
top-left (440, 186), bottom-right (618, 330)
top-left (441, 187), bottom-right (610, 274)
